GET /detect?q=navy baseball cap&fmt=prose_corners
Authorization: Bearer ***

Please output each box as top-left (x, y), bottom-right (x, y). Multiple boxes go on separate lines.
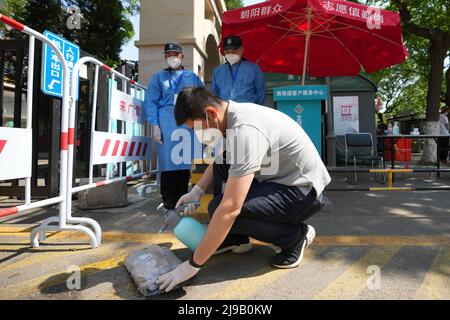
top-left (164, 43), bottom-right (183, 53)
top-left (223, 35), bottom-right (242, 50)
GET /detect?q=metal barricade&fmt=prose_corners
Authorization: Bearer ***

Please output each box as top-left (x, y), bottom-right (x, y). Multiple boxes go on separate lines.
top-left (0, 14), bottom-right (99, 248)
top-left (65, 57), bottom-right (158, 230)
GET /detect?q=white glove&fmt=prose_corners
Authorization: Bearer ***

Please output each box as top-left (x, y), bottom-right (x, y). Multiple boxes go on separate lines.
top-left (176, 185), bottom-right (204, 216)
top-left (156, 260), bottom-right (200, 292)
top-left (152, 124), bottom-right (163, 144)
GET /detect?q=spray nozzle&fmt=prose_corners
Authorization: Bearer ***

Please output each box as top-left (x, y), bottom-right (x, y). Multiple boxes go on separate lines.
top-left (157, 202), bottom-right (201, 233)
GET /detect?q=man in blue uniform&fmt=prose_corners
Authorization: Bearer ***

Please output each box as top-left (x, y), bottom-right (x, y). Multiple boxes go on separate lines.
top-left (144, 43), bottom-right (204, 210)
top-left (211, 35), bottom-right (266, 105)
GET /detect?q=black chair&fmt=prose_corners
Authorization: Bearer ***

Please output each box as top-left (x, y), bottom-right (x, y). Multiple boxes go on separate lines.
top-left (345, 133), bottom-right (385, 184)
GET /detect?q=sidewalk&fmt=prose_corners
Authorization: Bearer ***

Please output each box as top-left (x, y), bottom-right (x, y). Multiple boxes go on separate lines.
top-left (0, 177), bottom-right (449, 300)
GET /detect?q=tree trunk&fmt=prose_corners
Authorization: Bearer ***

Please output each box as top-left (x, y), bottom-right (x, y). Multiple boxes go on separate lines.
top-left (421, 121), bottom-right (439, 164)
top-left (420, 33), bottom-right (447, 164)
top-left (445, 66), bottom-right (450, 107)
top-left (425, 33), bottom-right (446, 122)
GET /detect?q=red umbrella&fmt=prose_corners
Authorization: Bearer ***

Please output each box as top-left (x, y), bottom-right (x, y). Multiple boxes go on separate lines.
top-left (222, 0), bottom-right (408, 84)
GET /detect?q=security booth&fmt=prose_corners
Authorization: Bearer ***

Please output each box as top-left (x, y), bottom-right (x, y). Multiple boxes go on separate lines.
top-left (265, 73), bottom-right (378, 167)
top-left (273, 85), bottom-right (328, 157)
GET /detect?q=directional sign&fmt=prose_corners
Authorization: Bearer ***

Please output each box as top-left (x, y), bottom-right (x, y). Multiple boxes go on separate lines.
top-left (41, 30), bottom-right (80, 98)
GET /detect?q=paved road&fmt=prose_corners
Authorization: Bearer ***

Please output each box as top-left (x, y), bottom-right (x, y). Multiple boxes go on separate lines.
top-left (0, 180), bottom-right (449, 300)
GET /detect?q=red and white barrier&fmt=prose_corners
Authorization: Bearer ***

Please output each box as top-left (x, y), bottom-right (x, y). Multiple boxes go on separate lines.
top-left (0, 14), bottom-right (99, 249)
top-left (92, 133), bottom-right (151, 164)
top-left (66, 56), bottom-right (157, 225)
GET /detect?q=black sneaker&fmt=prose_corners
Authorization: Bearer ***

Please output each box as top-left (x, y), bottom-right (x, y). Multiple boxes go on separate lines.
top-left (213, 235), bottom-right (253, 256)
top-left (271, 224), bottom-right (316, 269)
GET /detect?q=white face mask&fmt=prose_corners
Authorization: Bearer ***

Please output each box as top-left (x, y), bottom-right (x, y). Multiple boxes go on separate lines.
top-left (225, 54), bottom-right (241, 65)
top-left (167, 56), bottom-right (182, 69)
top-left (194, 115), bottom-right (222, 147)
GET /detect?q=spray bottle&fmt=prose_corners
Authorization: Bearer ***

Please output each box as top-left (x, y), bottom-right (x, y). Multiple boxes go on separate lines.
top-left (157, 202), bottom-right (206, 251)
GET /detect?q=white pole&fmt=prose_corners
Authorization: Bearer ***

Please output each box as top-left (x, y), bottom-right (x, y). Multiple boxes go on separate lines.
top-left (88, 65), bottom-right (99, 184)
top-left (106, 74), bottom-right (115, 180)
top-left (302, 6), bottom-right (312, 86)
top-left (25, 35), bottom-right (35, 205)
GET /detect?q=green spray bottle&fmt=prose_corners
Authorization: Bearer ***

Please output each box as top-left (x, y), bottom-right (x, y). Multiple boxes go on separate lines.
top-left (157, 202), bottom-right (206, 251)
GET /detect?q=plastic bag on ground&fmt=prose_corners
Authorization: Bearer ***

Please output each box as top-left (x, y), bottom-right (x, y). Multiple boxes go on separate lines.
top-left (124, 244), bottom-right (182, 296)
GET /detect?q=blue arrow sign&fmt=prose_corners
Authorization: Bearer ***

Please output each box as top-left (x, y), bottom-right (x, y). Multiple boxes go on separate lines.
top-left (42, 30), bottom-right (80, 99)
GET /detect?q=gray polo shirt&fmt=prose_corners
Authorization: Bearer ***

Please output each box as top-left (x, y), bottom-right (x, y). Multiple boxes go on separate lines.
top-left (224, 100), bottom-right (331, 197)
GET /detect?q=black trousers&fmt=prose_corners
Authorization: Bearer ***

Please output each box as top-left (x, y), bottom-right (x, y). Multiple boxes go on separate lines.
top-left (208, 161), bottom-right (324, 251)
top-left (438, 138), bottom-right (449, 161)
top-left (160, 170), bottom-right (191, 210)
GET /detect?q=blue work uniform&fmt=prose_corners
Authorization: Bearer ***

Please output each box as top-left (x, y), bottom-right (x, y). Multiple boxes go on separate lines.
top-left (211, 60), bottom-right (266, 105)
top-left (144, 68), bottom-right (204, 172)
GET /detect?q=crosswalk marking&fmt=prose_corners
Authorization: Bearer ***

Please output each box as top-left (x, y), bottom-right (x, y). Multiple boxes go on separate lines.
top-left (415, 246), bottom-right (450, 300)
top-left (204, 247), bottom-right (328, 300)
top-left (0, 254), bottom-right (127, 300)
top-left (1, 227), bottom-right (450, 300)
top-left (313, 246), bottom-right (401, 300)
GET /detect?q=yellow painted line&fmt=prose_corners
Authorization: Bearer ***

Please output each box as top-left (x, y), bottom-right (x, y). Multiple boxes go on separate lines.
top-left (313, 246), bottom-right (400, 300)
top-left (0, 254), bottom-right (127, 299)
top-left (49, 230), bottom-right (177, 243)
top-left (314, 236), bottom-right (450, 247)
top-left (369, 169), bottom-right (413, 173)
top-left (205, 247), bottom-right (327, 300)
top-left (0, 225), bottom-right (37, 233)
top-left (1, 242), bottom-right (188, 300)
top-left (0, 241), bottom-right (122, 275)
top-left (415, 246), bottom-right (450, 300)
top-left (2, 232), bottom-right (448, 247)
top-left (369, 187), bottom-right (413, 191)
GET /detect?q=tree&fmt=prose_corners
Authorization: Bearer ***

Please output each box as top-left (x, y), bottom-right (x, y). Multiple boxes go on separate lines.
top-left (225, 0), bottom-right (244, 10)
top-left (2, 0), bottom-right (136, 66)
top-left (389, 0), bottom-right (449, 163)
top-left (0, 0), bottom-right (27, 36)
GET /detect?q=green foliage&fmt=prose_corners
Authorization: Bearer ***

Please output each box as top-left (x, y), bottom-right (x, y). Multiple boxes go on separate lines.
top-left (0, 0), bottom-right (27, 34)
top-left (363, 0), bottom-right (450, 117)
top-left (2, 0), bottom-right (137, 66)
top-left (225, 0), bottom-right (244, 10)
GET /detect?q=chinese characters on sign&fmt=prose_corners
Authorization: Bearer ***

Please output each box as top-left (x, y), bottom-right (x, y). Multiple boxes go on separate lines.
top-left (42, 31), bottom-right (80, 98)
top-left (333, 96), bottom-right (359, 135)
top-left (110, 88), bottom-right (145, 125)
top-left (240, 3), bottom-right (283, 20)
top-left (275, 89), bottom-right (326, 98)
top-left (321, 1), bottom-right (384, 28)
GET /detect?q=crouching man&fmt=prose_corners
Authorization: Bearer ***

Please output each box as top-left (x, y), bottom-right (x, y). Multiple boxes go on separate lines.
top-left (156, 87), bottom-right (331, 292)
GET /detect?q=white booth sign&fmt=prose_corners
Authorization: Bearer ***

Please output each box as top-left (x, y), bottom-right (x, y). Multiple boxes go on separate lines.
top-left (333, 96), bottom-right (360, 135)
top-left (109, 88), bottom-right (145, 124)
top-left (0, 127), bottom-right (32, 180)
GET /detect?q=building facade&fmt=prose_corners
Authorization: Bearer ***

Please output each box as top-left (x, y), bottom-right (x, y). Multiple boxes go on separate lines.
top-left (135, 0), bottom-right (226, 87)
